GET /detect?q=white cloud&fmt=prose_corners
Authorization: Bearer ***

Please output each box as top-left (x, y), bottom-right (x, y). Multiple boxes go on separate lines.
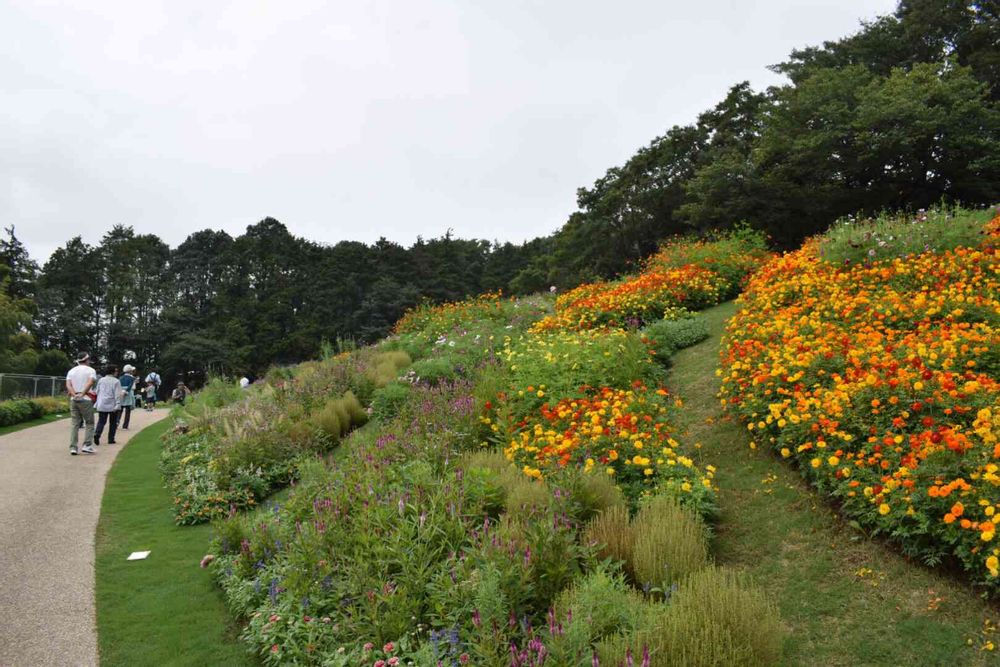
top-left (0, 0), bottom-right (897, 261)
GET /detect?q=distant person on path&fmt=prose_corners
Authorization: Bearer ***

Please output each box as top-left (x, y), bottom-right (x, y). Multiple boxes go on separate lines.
top-left (65, 352), bottom-right (97, 456)
top-left (118, 364), bottom-right (136, 430)
top-left (94, 365), bottom-right (123, 446)
top-left (144, 381), bottom-right (157, 411)
top-left (171, 381), bottom-right (190, 406)
top-left (144, 369), bottom-right (161, 399)
top-left (239, 375), bottom-right (250, 389)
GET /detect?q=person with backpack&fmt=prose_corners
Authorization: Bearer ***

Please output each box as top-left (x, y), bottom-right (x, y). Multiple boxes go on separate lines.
top-left (144, 369), bottom-right (161, 400)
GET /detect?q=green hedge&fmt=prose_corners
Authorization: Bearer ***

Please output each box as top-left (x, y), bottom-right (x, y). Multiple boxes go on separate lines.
top-left (0, 398), bottom-right (45, 427)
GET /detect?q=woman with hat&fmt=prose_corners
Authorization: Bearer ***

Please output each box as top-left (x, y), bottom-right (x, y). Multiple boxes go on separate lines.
top-left (118, 364), bottom-right (137, 430)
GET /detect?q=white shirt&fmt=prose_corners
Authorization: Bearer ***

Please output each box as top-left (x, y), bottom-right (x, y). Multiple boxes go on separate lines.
top-left (95, 376), bottom-right (123, 412)
top-left (66, 364), bottom-right (97, 398)
top-left (145, 372), bottom-right (161, 387)
top-left (239, 377), bottom-right (250, 389)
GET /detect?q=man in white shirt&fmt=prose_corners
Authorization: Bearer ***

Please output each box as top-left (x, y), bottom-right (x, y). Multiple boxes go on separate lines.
top-left (66, 353), bottom-right (98, 455)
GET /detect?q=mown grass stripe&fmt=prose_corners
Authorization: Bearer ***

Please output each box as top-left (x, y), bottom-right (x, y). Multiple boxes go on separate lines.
top-left (95, 419), bottom-right (256, 667)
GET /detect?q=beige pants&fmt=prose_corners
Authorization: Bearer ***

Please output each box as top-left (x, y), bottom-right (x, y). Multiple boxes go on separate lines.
top-left (69, 398), bottom-right (95, 450)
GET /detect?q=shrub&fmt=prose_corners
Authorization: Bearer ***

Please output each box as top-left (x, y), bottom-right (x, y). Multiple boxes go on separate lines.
top-left (642, 317), bottom-right (710, 364)
top-left (311, 392), bottom-right (367, 440)
top-left (504, 330), bottom-right (660, 409)
top-left (631, 495), bottom-right (709, 593)
top-left (370, 381), bottom-right (411, 422)
top-left (583, 505), bottom-right (634, 573)
top-left (640, 566), bottom-right (782, 666)
top-left (819, 204), bottom-right (994, 265)
top-left (406, 356), bottom-right (463, 386)
top-left (0, 398), bottom-right (44, 427)
top-left (550, 568), bottom-right (648, 660)
top-left (572, 470), bottom-right (627, 520)
top-left (32, 396), bottom-right (65, 415)
top-left (367, 350), bottom-right (412, 386)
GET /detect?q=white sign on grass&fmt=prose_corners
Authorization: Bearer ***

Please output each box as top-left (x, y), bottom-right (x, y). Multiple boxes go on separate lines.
top-left (126, 551), bottom-right (150, 561)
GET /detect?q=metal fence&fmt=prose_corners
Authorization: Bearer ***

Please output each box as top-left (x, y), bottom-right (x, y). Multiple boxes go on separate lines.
top-left (0, 374), bottom-right (64, 401)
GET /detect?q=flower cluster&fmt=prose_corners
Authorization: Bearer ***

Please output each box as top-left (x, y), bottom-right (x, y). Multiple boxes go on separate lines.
top-left (720, 214), bottom-right (1000, 587)
top-left (393, 291), bottom-right (542, 338)
top-left (501, 384), bottom-right (715, 510)
top-left (533, 230), bottom-right (770, 333)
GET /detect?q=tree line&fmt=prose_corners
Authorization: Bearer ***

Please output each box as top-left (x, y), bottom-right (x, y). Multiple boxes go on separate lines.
top-left (3, 0), bottom-right (999, 383)
top-left (0, 222), bottom-right (551, 384)
top-left (526, 0), bottom-right (1000, 285)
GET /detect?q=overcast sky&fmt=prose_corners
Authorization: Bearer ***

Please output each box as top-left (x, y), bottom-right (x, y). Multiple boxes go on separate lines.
top-left (3, 0), bottom-right (896, 263)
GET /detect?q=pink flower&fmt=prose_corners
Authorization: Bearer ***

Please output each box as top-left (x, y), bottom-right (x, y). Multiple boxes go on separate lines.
top-left (374, 661), bottom-right (386, 667)
top-left (388, 658), bottom-right (400, 666)
top-left (199, 554), bottom-right (215, 568)
top-left (459, 654), bottom-right (470, 664)
top-left (363, 642), bottom-right (374, 652)
top-left (270, 644), bottom-right (279, 654)
top-left (383, 642), bottom-right (395, 654)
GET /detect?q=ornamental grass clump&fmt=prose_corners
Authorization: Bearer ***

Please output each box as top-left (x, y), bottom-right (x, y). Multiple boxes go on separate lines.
top-left (641, 566), bottom-right (782, 667)
top-left (630, 495), bottom-right (709, 593)
top-left (366, 350), bottom-right (412, 386)
top-left (311, 392), bottom-right (367, 440)
top-left (583, 505), bottom-right (634, 572)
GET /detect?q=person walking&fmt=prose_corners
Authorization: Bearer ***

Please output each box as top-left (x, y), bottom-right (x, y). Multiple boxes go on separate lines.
top-left (118, 364), bottom-right (137, 430)
top-left (66, 352), bottom-right (97, 455)
top-left (94, 365), bottom-right (123, 446)
top-left (144, 369), bottom-right (161, 400)
top-left (144, 381), bottom-right (157, 411)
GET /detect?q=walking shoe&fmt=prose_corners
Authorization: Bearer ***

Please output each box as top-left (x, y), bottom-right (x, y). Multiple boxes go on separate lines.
top-left (70, 447), bottom-right (78, 455)
top-left (81, 445), bottom-right (96, 454)
top-left (108, 440), bottom-right (117, 444)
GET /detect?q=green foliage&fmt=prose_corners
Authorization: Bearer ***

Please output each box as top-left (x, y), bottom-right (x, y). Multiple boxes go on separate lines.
top-left (584, 505), bottom-right (635, 574)
top-left (638, 566), bottom-right (783, 667)
top-left (642, 317), bottom-right (710, 364)
top-left (631, 495), bottom-right (710, 593)
top-left (505, 330), bottom-right (660, 408)
top-left (819, 204), bottom-right (995, 265)
top-left (406, 356), bottom-right (463, 386)
top-left (367, 350), bottom-right (412, 386)
top-left (0, 398), bottom-right (44, 426)
top-left (370, 381), bottom-right (411, 422)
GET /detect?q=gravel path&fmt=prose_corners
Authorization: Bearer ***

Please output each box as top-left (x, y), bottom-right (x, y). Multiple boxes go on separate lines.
top-left (0, 409), bottom-right (168, 667)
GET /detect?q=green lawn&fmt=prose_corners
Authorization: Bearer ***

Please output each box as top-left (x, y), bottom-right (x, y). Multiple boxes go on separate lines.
top-left (669, 301), bottom-right (1000, 666)
top-left (95, 419), bottom-right (256, 667)
top-left (0, 412), bottom-right (66, 436)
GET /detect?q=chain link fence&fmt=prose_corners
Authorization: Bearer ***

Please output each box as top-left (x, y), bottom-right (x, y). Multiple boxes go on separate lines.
top-left (0, 374), bottom-right (64, 401)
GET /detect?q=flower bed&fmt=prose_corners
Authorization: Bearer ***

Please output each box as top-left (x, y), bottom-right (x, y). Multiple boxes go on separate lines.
top-left (532, 228), bottom-right (770, 332)
top-left (720, 211), bottom-right (1000, 587)
top-left (188, 234), bottom-right (780, 664)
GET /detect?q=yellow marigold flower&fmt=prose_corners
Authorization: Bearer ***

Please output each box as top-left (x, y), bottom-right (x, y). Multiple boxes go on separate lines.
top-left (780, 447), bottom-right (791, 458)
top-left (879, 503), bottom-right (891, 516)
top-left (810, 457), bottom-right (821, 469)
